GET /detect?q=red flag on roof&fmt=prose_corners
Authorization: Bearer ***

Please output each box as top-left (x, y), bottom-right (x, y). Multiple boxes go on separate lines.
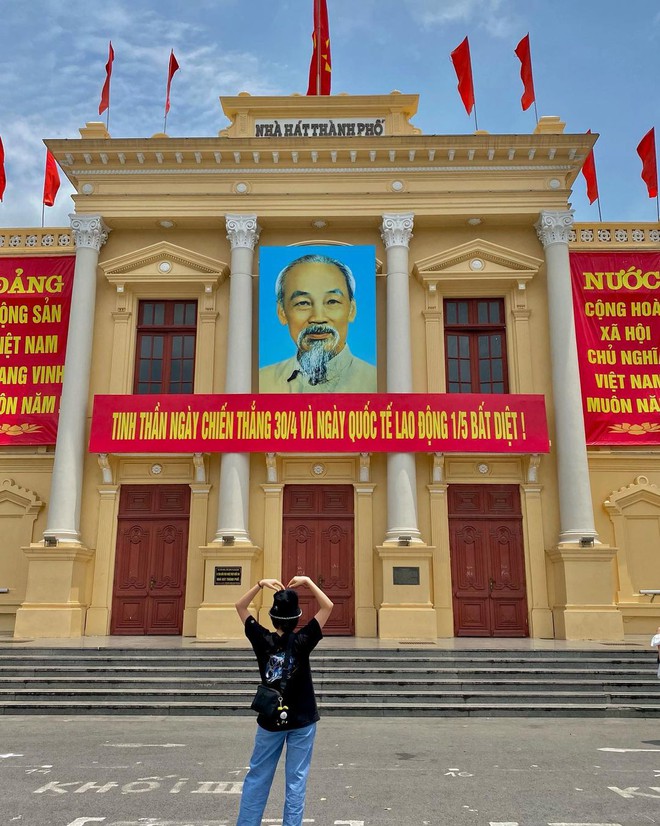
top-left (637, 127), bottom-right (658, 198)
top-left (0, 137), bottom-right (6, 202)
top-left (514, 34), bottom-right (536, 111)
top-left (43, 150), bottom-right (60, 207)
top-left (165, 50), bottom-right (180, 115)
top-left (98, 41), bottom-right (115, 116)
top-left (450, 37), bottom-right (475, 115)
top-left (307, 0), bottom-right (331, 95)
top-left (581, 130), bottom-right (599, 205)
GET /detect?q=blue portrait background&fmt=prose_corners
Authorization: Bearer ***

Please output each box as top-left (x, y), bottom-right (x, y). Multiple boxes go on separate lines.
top-left (258, 244), bottom-right (377, 369)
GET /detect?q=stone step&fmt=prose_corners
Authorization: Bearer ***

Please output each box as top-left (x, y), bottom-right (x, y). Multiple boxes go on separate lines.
top-left (0, 676), bottom-right (658, 691)
top-left (0, 699), bottom-right (657, 718)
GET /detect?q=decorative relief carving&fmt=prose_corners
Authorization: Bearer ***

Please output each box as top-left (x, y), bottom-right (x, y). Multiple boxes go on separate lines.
top-left (69, 214), bottom-right (110, 251)
top-left (535, 210), bottom-right (574, 248)
top-left (380, 213), bottom-right (414, 249)
top-left (226, 214), bottom-right (260, 250)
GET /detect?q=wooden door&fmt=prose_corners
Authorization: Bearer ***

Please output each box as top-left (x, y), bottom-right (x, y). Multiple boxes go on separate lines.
top-left (111, 485), bottom-right (190, 635)
top-left (282, 485), bottom-right (354, 636)
top-left (449, 485), bottom-right (528, 637)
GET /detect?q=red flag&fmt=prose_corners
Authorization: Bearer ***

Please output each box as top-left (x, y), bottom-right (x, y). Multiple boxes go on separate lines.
top-left (43, 149), bottom-right (60, 207)
top-left (637, 127), bottom-right (658, 198)
top-left (0, 137), bottom-right (6, 202)
top-left (165, 50), bottom-right (180, 115)
top-left (98, 41), bottom-right (115, 116)
top-left (514, 34), bottom-right (536, 111)
top-left (581, 130), bottom-right (599, 205)
top-left (306, 0), bottom-right (331, 95)
top-left (450, 37), bottom-right (475, 115)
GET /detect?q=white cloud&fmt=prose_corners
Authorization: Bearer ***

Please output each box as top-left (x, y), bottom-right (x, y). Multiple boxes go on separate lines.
top-left (403, 0), bottom-right (522, 38)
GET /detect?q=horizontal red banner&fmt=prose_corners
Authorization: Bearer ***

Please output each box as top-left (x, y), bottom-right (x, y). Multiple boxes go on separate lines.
top-left (89, 393), bottom-right (550, 454)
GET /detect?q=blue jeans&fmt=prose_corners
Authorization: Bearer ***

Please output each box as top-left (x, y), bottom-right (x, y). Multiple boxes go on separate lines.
top-left (236, 722), bottom-right (317, 826)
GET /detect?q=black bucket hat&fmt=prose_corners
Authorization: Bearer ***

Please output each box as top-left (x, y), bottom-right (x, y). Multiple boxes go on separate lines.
top-left (269, 588), bottom-right (302, 621)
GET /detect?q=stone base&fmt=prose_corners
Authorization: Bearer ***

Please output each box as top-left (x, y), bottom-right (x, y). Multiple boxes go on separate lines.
top-left (196, 605), bottom-right (245, 640)
top-left (13, 544), bottom-right (94, 639)
top-left (548, 543), bottom-right (624, 641)
top-left (529, 607), bottom-right (555, 639)
top-left (196, 543), bottom-right (262, 640)
top-left (378, 606), bottom-right (437, 640)
top-left (434, 607), bottom-right (455, 638)
top-left (84, 606), bottom-right (110, 636)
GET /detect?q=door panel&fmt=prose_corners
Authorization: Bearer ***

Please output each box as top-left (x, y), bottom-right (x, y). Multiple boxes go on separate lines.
top-left (449, 485), bottom-right (528, 638)
top-left (111, 485), bottom-right (190, 636)
top-left (282, 485), bottom-right (354, 636)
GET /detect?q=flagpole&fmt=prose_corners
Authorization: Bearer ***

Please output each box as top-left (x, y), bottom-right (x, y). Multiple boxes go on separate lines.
top-left (473, 104), bottom-right (479, 132)
top-left (41, 203), bottom-right (45, 229)
top-left (533, 100), bottom-right (539, 126)
top-left (596, 197), bottom-right (603, 222)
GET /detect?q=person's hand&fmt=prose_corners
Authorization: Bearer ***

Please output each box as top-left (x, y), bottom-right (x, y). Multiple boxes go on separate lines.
top-left (287, 575), bottom-right (311, 589)
top-left (260, 578), bottom-right (285, 591)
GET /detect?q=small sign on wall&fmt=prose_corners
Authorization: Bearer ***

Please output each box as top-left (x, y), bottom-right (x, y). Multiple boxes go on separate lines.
top-left (393, 566), bottom-right (420, 586)
top-left (214, 566), bottom-right (242, 585)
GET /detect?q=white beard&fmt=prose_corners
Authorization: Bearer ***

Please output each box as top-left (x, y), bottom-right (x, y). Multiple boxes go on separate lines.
top-left (296, 324), bottom-right (341, 385)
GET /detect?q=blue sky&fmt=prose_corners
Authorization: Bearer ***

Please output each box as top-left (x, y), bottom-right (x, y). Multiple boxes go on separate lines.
top-left (0, 0), bottom-right (658, 227)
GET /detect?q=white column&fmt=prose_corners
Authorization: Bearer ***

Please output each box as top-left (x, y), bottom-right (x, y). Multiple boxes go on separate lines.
top-left (381, 213), bottom-right (421, 543)
top-left (45, 214), bottom-right (110, 544)
top-left (535, 210), bottom-right (598, 544)
top-left (214, 215), bottom-right (260, 544)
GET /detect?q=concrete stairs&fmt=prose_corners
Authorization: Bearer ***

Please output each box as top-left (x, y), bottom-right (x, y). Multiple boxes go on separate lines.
top-left (0, 646), bottom-right (658, 717)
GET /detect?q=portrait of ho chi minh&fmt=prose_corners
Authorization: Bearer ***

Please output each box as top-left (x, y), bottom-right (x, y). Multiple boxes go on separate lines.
top-left (259, 248), bottom-right (377, 394)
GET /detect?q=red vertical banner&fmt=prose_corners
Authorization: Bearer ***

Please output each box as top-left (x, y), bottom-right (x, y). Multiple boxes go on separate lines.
top-left (581, 130), bottom-right (599, 204)
top-left (450, 37), bottom-right (475, 115)
top-left (571, 251), bottom-right (660, 445)
top-left (637, 127), bottom-right (658, 198)
top-left (306, 0), bottom-right (331, 95)
top-left (42, 150), bottom-right (60, 207)
top-left (98, 40), bottom-right (115, 115)
top-left (514, 34), bottom-right (535, 111)
top-left (0, 256), bottom-right (76, 445)
top-left (165, 50), bottom-right (180, 115)
top-left (0, 136), bottom-right (6, 201)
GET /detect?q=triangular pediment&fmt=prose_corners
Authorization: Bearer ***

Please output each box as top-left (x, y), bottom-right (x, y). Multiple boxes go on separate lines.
top-left (414, 239), bottom-right (543, 287)
top-left (100, 242), bottom-right (229, 287)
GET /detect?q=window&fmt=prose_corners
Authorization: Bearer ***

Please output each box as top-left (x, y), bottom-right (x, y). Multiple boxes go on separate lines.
top-left (444, 298), bottom-right (508, 393)
top-left (134, 300), bottom-right (197, 394)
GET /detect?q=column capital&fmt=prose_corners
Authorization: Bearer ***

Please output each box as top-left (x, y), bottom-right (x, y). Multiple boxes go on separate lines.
top-left (69, 214), bottom-right (110, 251)
top-left (381, 213), bottom-right (414, 249)
top-left (535, 210), bottom-right (574, 249)
top-left (226, 214), bottom-right (260, 250)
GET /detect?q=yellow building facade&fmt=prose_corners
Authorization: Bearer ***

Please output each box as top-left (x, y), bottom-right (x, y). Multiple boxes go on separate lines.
top-left (1, 91), bottom-right (659, 641)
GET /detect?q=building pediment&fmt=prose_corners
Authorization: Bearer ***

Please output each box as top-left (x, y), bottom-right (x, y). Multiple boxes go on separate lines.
top-left (413, 238), bottom-right (543, 290)
top-left (100, 242), bottom-right (229, 289)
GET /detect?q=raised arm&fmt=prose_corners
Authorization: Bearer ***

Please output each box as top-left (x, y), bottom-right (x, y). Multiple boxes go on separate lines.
top-left (235, 578), bottom-right (285, 624)
top-left (287, 575), bottom-right (334, 629)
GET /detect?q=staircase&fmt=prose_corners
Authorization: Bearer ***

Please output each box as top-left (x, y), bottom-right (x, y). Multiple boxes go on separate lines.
top-left (0, 646), bottom-right (658, 717)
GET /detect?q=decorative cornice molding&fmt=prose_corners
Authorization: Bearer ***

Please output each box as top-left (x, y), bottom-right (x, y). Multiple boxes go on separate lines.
top-left (69, 214), bottom-right (110, 252)
top-left (535, 210), bottom-right (574, 249)
top-left (226, 214), bottom-right (260, 250)
top-left (381, 213), bottom-right (414, 249)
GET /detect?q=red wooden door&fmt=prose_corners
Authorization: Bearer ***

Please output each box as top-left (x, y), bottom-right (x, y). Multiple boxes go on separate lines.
top-left (449, 485), bottom-right (528, 637)
top-left (282, 485), bottom-right (354, 636)
top-left (111, 485), bottom-right (190, 635)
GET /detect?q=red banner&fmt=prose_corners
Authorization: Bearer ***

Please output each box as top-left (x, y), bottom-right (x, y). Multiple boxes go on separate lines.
top-left (571, 251), bottom-right (660, 445)
top-left (0, 256), bottom-right (75, 445)
top-left (89, 393), bottom-right (549, 454)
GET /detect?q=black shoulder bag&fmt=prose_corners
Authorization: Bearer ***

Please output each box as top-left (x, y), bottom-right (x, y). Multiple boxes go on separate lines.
top-left (250, 633), bottom-right (295, 725)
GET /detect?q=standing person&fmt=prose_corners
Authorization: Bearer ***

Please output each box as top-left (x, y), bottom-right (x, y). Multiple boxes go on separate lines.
top-left (652, 626), bottom-right (660, 678)
top-left (235, 575), bottom-right (334, 826)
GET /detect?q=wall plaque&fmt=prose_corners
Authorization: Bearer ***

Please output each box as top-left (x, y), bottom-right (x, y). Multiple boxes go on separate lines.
top-left (214, 566), bottom-right (242, 585)
top-left (393, 566), bottom-right (420, 585)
